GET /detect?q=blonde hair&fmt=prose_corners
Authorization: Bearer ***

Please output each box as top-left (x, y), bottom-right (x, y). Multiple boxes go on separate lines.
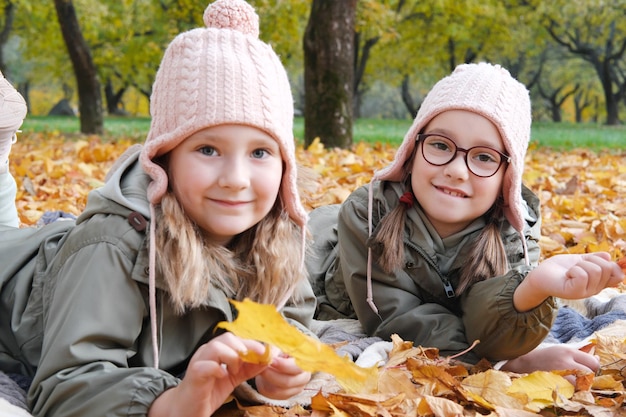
top-left (371, 147), bottom-right (509, 296)
top-left (154, 191), bottom-right (305, 313)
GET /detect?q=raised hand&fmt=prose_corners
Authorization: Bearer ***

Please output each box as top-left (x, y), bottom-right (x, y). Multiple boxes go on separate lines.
top-left (514, 252), bottom-right (624, 312)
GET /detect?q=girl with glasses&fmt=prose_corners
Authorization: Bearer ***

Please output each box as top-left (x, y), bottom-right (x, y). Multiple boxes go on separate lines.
top-left (307, 63), bottom-right (624, 375)
top-left (0, 1), bottom-right (315, 415)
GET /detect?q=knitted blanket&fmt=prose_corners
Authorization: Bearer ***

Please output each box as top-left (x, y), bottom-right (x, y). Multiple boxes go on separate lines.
top-left (548, 288), bottom-right (626, 344)
top-left (0, 373), bottom-right (30, 417)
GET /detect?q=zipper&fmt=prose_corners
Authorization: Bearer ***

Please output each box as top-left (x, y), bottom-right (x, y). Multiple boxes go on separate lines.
top-left (404, 239), bottom-right (456, 299)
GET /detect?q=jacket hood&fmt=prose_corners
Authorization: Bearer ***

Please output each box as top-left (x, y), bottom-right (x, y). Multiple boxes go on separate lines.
top-left (78, 146), bottom-right (151, 225)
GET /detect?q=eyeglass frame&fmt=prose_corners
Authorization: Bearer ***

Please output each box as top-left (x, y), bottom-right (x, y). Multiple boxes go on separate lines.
top-left (415, 133), bottom-right (511, 178)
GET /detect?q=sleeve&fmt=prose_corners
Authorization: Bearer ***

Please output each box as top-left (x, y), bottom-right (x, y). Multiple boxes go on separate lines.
top-left (281, 278), bottom-right (317, 339)
top-left (461, 271), bottom-right (557, 361)
top-left (29, 240), bottom-right (179, 417)
top-left (337, 191), bottom-right (471, 358)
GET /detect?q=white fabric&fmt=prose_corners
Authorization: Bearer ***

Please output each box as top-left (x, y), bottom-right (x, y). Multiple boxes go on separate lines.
top-left (0, 171), bottom-right (18, 228)
top-left (355, 341), bottom-right (393, 368)
top-left (0, 399), bottom-right (32, 417)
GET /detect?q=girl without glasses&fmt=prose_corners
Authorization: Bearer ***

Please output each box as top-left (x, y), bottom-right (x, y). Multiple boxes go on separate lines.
top-left (306, 63), bottom-right (624, 374)
top-left (0, 1), bottom-right (315, 416)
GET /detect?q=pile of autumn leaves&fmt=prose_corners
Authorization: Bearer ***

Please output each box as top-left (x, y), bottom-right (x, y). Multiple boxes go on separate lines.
top-left (11, 133), bottom-right (626, 416)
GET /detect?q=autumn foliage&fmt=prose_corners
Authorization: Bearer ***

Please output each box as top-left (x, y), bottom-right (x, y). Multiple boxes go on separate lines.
top-left (221, 298), bottom-right (626, 416)
top-left (12, 133), bottom-right (626, 262)
top-left (10, 133), bottom-right (626, 416)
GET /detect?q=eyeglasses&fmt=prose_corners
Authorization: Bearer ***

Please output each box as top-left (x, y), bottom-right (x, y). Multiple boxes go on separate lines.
top-left (416, 133), bottom-right (510, 178)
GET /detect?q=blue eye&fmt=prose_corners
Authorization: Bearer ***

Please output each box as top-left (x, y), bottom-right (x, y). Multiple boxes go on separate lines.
top-left (251, 149), bottom-right (269, 159)
top-left (199, 146), bottom-right (217, 156)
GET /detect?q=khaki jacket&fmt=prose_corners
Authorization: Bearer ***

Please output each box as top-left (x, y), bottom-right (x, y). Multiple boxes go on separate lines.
top-left (307, 180), bottom-right (556, 363)
top-left (0, 148), bottom-right (316, 416)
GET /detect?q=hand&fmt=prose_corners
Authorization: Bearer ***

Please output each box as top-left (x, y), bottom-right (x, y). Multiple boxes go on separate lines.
top-left (557, 253), bottom-right (623, 297)
top-left (255, 350), bottom-right (311, 400)
top-left (149, 332), bottom-right (269, 417)
top-left (501, 345), bottom-right (599, 385)
top-left (514, 252), bottom-right (624, 312)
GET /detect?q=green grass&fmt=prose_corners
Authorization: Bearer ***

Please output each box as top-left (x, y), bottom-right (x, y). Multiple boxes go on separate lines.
top-left (22, 115), bottom-right (151, 140)
top-left (530, 121), bottom-right (625, 150)
top-left (293, 117), bottom-right (411, 146)
top-left (21, 116), bottom-right (625, 151)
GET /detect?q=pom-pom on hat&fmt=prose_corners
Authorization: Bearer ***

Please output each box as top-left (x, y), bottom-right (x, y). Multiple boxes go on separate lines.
top-left (140, 0), bottom-right (306, 228)
top-left (374, 62), bottom-right (531, 233)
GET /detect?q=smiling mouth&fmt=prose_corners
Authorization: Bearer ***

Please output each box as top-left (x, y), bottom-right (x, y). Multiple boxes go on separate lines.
top-left (437, 187), bottom-right (468, 198)
top-left (213, 199), bottom-right (248, 206)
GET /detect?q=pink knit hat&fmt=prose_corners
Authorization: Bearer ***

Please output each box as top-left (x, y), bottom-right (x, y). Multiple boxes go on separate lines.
top-left (374, 63), bottom-right (531, 233)
top-left (139, 0), bottom-right (306, 227)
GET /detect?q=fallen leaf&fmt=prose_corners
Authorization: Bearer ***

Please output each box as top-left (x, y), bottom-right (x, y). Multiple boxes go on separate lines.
top-left (216, 299), bottom-right (378, 393)
top-left (507, 371), bottom-right (575, 412)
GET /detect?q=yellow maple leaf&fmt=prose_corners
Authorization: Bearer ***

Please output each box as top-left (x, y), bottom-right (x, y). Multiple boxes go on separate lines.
top-left (507, 371), bottom-right (574, 412)
top-left (239, 344), bottom-right (272, 365)
top-left (216, 298), bottom-right (378, 393)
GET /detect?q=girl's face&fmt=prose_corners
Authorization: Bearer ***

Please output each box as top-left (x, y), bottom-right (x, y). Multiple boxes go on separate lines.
top-left (167, 124), bottom-right (283, 245)
top-left (410, 110), bottom-right (506, 238)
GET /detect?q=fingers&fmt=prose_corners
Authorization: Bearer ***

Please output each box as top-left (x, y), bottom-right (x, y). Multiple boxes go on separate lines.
top-left (540, 346), bottom-right (599, 373)
top-left (190, 333), bottom-right (267, 381)
top-left (255, 354), bottom-right (311, 400)
top-left (188, 336), bottom-right (310, 401)
top-left (269, 355), bottom-right (302, 375)
top-left (570, 350), bottom-right (600, 373)
top-left (255, 368), bottom-right (311, 400)
top-left (565, 253), bottom-right (625, 295)
top-left (585, 252), bottom-right (611, 262)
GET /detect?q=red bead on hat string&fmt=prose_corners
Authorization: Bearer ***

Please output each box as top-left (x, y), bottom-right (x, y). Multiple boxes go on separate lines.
top-left (399, 191), bottom-right (414, 208)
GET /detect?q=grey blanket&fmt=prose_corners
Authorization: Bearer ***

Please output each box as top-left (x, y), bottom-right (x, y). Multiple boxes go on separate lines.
top-left (0, 372), bottom-right (28, 412)
top-left (546, 294), bottom-right (626, 344)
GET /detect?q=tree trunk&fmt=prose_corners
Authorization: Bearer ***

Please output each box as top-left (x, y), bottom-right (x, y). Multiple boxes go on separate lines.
top-left (54, 0), bottom-right (103, 134)
top-left (303, 0), bottom-right (356, 148)
top-left (401, 74), bottom-right (418, 118)
top-left (0, 1), bottom-right (16, 76)
top-left (353, 32), bottom-right (379, 119)
top-left (595, 60), bottom-right (620, 125)
top-left (544, 20), bottom-right (624, 125)
top-left (573, 90), bottom-right (593, 123)
top-left (104, 78), bottom-right (127, 115)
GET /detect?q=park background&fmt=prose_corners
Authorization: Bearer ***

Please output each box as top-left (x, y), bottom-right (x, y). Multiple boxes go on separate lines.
top-left (4, 0), bottom-right (626, 261)
top-left (0, 0), bottom-right (624, 148)
top-left (1, 0), bottom-right (625, 260)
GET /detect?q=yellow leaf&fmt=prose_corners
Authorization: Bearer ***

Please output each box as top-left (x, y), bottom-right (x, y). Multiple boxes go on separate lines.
top-left (216, 298), bottom-right (378, 393)
top-left (462, 369), bottom-right (525, 409)
top-left (239, 344), bottom-right (272, 365)
top-left (507, 371), bottom-right (574, 412)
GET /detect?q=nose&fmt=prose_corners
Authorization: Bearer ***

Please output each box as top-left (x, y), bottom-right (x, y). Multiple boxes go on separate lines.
top-left (218, 157), bottom-right (250, 189)
top-left (443, 151), bottom-right (470, 180)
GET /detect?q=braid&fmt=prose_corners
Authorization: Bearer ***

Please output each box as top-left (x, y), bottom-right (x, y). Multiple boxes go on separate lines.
top-left (371, 149), bottom-right (417, 273)
top-left (455, 197), bottom-right (509, 295)
top-left (372, 195), bottom-right (411, 273)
